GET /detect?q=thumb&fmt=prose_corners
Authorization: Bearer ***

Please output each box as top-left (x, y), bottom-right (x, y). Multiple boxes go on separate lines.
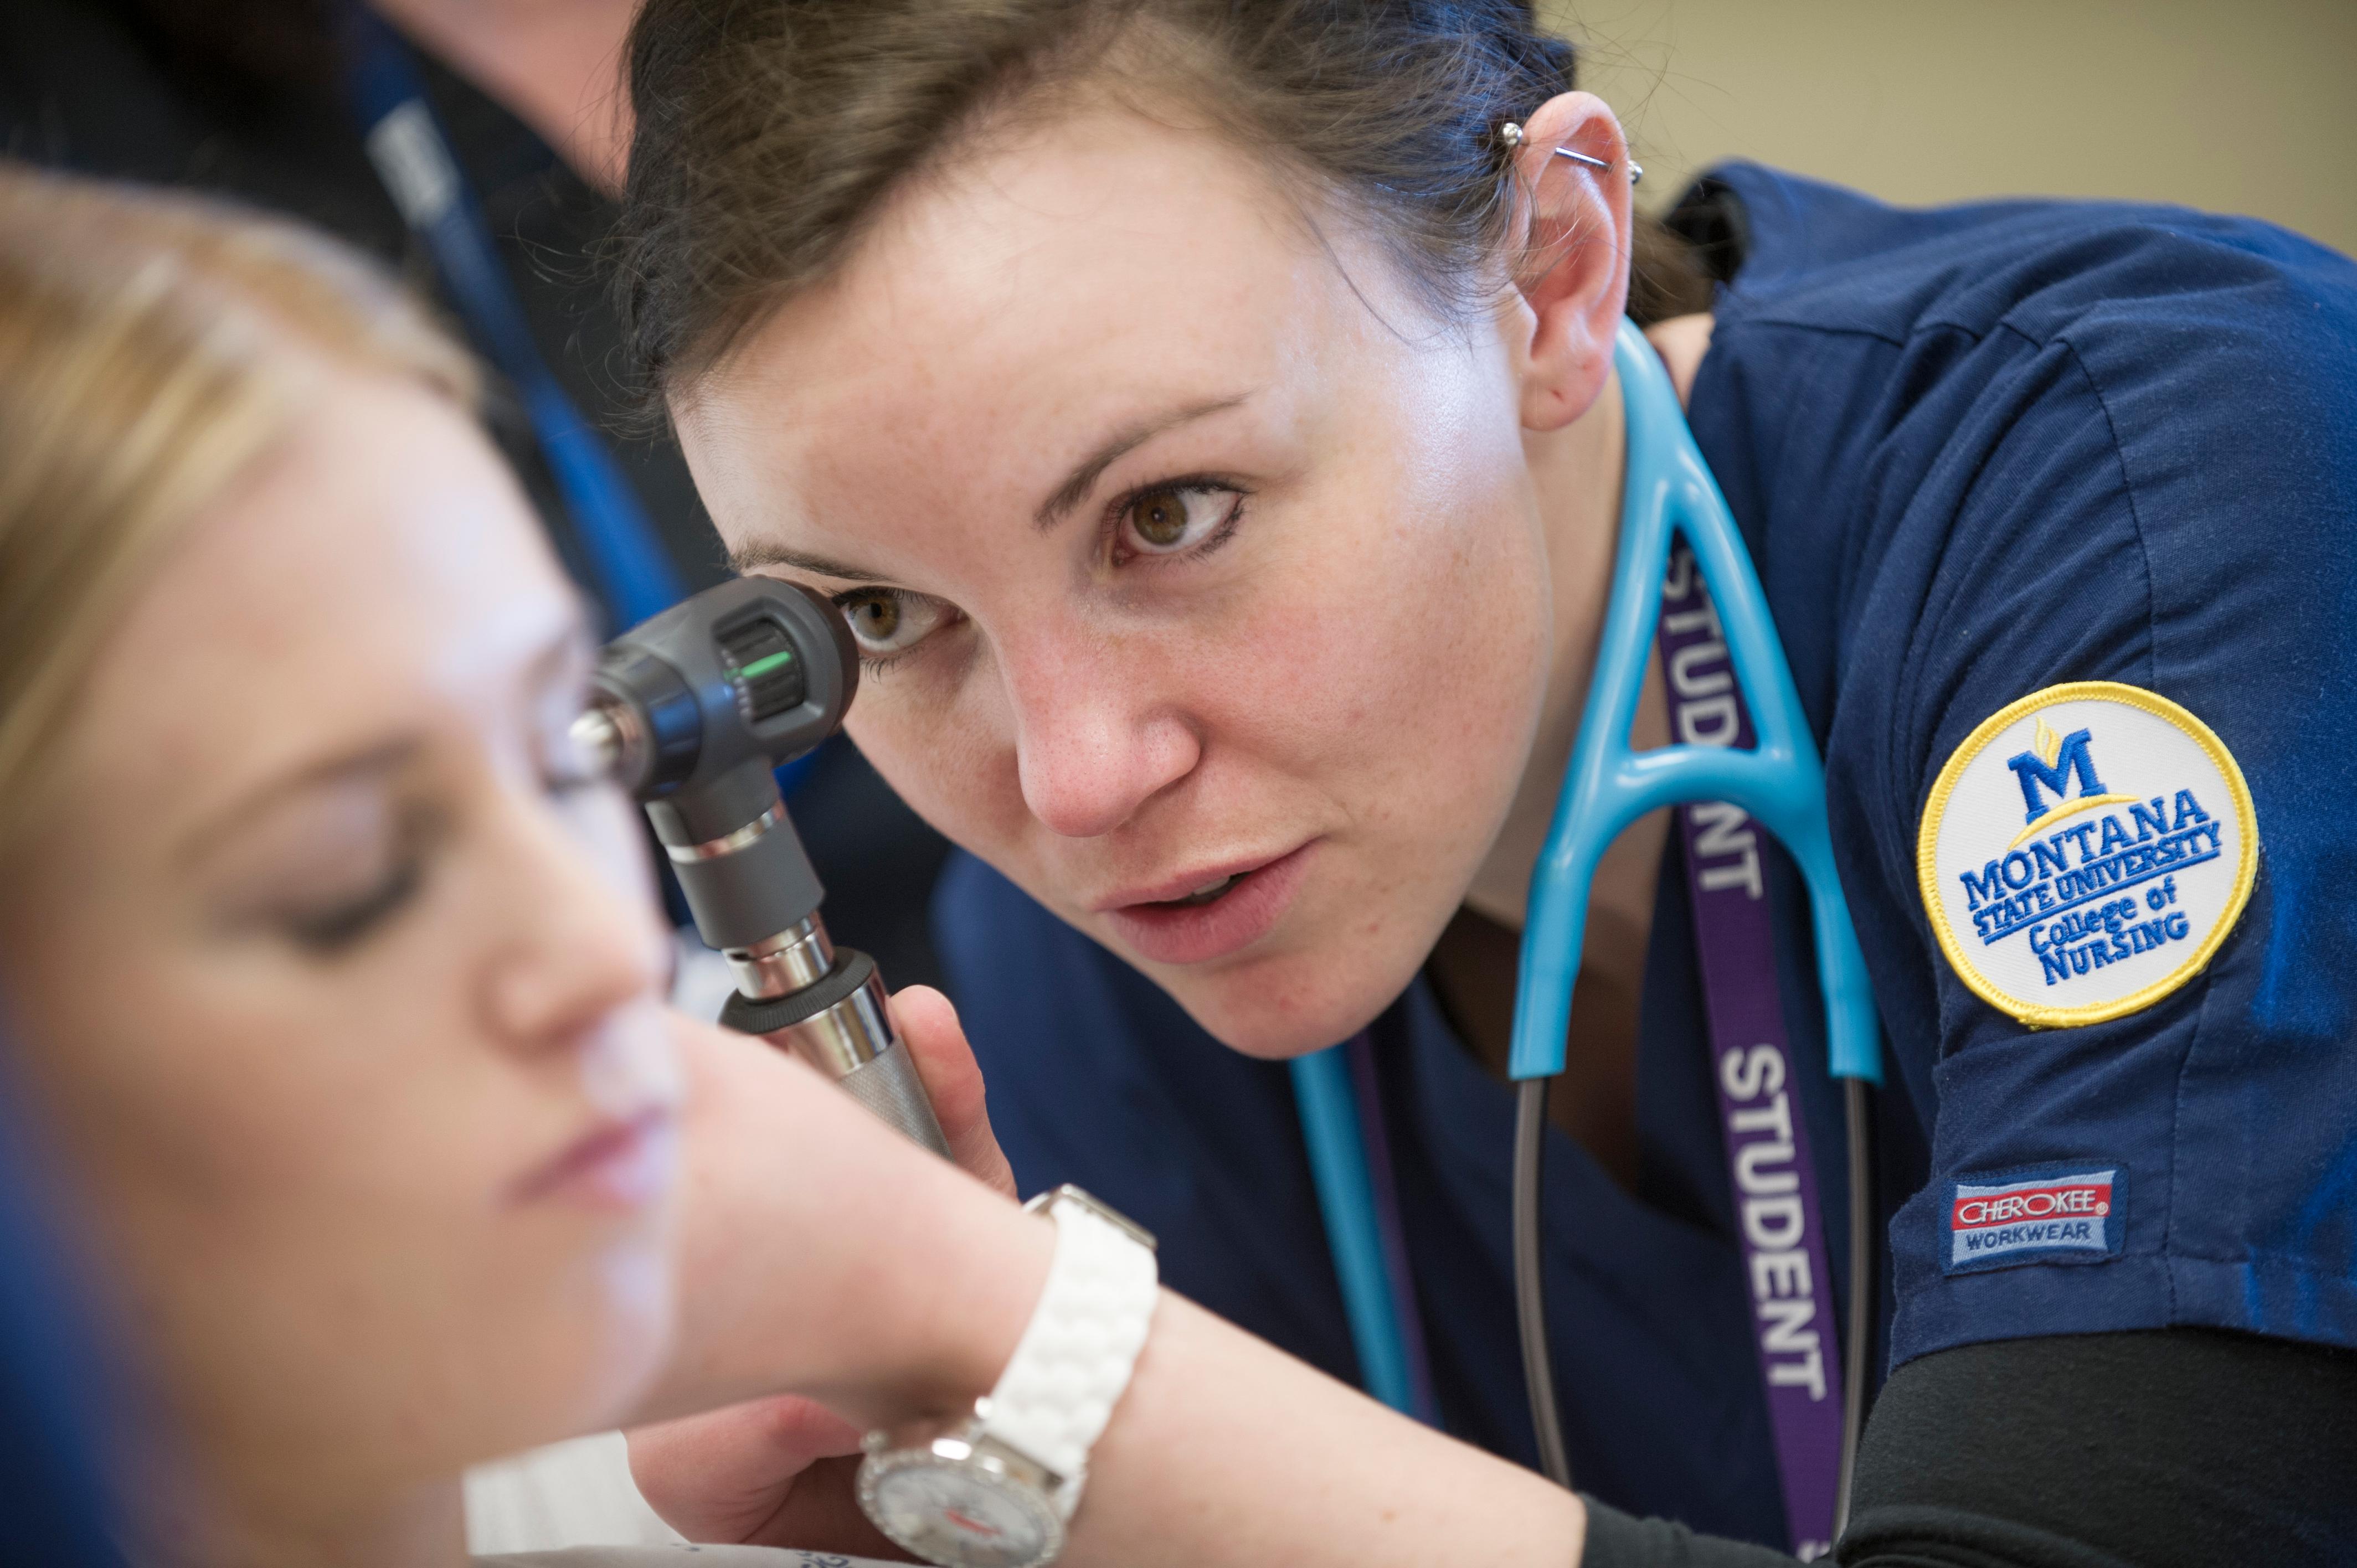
top-left (627, 1394), bottom-right (862, 1543)
top-left (891, 984), bottom-right (1019, 1199)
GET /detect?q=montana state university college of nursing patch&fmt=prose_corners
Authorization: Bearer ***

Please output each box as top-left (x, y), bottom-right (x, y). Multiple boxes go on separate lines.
top-left (1917, 682), bottom-right (2258, 1029)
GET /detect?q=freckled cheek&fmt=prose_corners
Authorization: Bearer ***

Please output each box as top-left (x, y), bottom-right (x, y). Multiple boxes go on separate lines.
top-left (842, 698), bottom-right (1027, 857)
top-left (1206, 481), bottom-right (1548, 814)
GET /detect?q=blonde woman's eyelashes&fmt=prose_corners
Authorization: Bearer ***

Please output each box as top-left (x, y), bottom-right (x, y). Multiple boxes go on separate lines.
top-left (281, 857), bottom-right (425, 955)
top-left (270, 800), bottom-right (445, 957)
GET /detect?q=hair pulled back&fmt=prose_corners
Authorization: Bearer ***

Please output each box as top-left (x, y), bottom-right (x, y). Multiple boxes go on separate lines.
top-left (613, 0), bottom-right (1706, 400)
top-left (0, 166), bottom-right (475, 840)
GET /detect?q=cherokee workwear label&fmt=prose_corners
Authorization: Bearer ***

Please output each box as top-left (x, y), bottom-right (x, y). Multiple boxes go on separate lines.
top-left (1945, 1165), bottom-right (2121, 1273)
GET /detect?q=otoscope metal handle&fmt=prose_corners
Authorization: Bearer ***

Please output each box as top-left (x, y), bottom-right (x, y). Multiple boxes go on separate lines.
top-left (832, 1041), bottom-right (953, 1158)
top-left (719, 948), bottom-right (952, 1158)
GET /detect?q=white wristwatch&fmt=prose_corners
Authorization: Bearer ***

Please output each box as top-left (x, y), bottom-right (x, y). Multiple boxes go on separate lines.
top-left (855, 1185), bottom-right (1159, 1568)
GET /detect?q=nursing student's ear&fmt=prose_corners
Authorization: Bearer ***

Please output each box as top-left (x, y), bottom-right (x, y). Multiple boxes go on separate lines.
top-left (1500, 92), bottom-right (1635, 432)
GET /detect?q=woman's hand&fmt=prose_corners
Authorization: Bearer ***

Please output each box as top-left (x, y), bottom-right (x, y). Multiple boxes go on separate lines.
top-left (887, 983), bottom-right (1019, 1201)
top-left (626, 1395), bottom-right (881, 1552)
top-left (627, 985), bottom-right (1025, 1550)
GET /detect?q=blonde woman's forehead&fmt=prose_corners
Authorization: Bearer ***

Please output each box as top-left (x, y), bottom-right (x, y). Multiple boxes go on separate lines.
top-left (64, 373), bottom-right (576, 845)
top-left (0, 171), bottom-right (481, 845)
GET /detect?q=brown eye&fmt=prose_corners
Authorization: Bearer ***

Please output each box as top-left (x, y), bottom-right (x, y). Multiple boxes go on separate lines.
top-left (1118, 483), bottom-right (1238, 556)
top-left (844, 590), bottom-right (900, 643)
top-left (836, 587), bottom-right (950, 659)
top-left (1130, 487), bottom-right (1192, 548)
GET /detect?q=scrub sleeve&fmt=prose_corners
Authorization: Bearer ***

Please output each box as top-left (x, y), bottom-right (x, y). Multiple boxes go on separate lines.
top-left (1685, 162), bottom-right (2357, 1369)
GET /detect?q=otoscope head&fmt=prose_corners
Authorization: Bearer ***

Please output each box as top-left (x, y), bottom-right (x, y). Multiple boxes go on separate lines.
top-left (574, 577), bottom-right (952, 1161)
top-left (573, 577), bottom-right (858, 955)
top-left (572, 577), bottom-right (858, 839)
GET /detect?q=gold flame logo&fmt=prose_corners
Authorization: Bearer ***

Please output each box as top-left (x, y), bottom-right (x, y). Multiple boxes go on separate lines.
top-left (2033, 715), bottom-right (2063, 770)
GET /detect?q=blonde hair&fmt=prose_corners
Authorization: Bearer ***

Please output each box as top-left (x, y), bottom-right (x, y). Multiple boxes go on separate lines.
top-left (0, 163), bottom-right (477, 835)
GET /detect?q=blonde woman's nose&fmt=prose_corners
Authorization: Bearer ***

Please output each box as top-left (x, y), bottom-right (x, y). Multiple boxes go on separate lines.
top-left (480, 805), bottom-right (670, 1050)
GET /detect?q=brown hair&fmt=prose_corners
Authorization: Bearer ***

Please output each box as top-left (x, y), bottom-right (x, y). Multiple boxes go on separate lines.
top-left (0, 164), bottom-right (477, 837)
top-left (611, 0), bottom-right (1710, 400)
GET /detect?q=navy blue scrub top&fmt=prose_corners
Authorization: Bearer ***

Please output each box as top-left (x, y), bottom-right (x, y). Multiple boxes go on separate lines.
top-left (930, 163), bottom-right (2357, 1549)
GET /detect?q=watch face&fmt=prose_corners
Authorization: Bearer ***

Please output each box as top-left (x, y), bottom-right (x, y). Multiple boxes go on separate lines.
top-left (858, 1451), bottom-right (1064, 1568)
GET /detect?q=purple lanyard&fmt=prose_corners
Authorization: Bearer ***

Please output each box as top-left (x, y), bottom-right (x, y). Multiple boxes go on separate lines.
top-left (1656, 543), bottom-right (1844, 1559)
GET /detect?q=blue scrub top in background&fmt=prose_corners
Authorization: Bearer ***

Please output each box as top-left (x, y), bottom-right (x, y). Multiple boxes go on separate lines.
top-left (933, 163), bottom-right (2357, 1550)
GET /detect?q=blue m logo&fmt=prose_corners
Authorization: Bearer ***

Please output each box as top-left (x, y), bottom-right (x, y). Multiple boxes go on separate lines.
top-left (2006, 719), bottom-right (2106, 824)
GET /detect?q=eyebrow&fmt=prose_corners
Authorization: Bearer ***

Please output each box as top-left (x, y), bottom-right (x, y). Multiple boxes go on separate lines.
top-left (1033, 394), bottom-right (1251, 530)
top-left (181, 614), bottom-right (592, 863)
top-left (726, 392), bottom-right (1252, 582)
top-left (181, 737), bottom-right (424, 867)
top-left (727, 539), bottom-right (897, 586)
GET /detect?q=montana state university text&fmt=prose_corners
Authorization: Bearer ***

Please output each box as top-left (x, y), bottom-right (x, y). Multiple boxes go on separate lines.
top-left (1959, 791), bottom-right (2221, 987)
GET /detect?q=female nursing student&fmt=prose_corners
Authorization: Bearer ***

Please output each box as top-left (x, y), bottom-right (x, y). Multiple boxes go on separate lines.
top-left (614, 0), bottom-right (2357, 1560)
top-left (0, 164), bottom-right (1657, 1568)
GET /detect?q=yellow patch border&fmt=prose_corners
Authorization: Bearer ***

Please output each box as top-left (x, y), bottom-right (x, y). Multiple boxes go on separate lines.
top-left (1915, 680), bottom-right (2258, 1030)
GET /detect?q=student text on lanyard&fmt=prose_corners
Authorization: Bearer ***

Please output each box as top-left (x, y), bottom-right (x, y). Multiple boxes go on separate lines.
top-left (1656, 542), bottom-right (1845, 1558)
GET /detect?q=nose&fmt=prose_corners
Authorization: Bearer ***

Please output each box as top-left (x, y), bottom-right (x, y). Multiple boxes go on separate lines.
top-left (479, 791), bottom-right (671, 1053)
top-left (1001, 626), bottom-right (1201, 840)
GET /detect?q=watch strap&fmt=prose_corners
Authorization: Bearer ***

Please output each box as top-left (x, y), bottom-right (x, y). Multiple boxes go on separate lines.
top-left (981, 1187), bottom-right (1159, 1495)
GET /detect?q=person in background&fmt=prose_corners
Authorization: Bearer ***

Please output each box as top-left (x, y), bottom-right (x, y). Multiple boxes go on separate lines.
top-left (0, 0), bottom-right (953, 992)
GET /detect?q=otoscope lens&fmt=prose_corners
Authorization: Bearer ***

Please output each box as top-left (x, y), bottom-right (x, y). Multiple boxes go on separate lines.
top-left (569, 707), bottom-right (623, 778)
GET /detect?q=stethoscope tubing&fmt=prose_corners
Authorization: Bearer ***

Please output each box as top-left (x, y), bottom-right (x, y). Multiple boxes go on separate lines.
top-left (1510, 1080), bottom-right (1876, 1529)
top-left (1838, 1078), bottom-right (1875, 1533)
top-left (1508, 321), bottom-right (1884, 1528)
top-left (1512, 1080), bottom-right (1573, 1487)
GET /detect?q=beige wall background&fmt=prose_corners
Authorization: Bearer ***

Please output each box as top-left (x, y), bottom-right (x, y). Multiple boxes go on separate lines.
top-left (1547, 0), bottom-right (2357, 257)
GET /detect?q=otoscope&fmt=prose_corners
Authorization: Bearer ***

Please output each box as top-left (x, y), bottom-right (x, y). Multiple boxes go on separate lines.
top-left (572, 578), bottom-right (952, 1158)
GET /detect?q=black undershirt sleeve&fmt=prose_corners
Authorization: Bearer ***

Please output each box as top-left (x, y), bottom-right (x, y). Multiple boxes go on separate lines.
top-left (1576, 1328), bottom-right (2357, 1568)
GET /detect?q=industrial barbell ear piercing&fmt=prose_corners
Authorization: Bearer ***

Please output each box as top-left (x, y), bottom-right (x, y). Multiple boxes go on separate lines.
top-left (1498, 121), bottom-right (1644, 185)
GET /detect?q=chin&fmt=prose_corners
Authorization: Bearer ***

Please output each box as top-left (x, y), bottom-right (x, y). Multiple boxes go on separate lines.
top-left (585, 1234), bottom-right (677, 1412)
top-left (517, 1234), bottom-right (677, 1451)
top-left (1154, 943), bottom-right (1421, 1061)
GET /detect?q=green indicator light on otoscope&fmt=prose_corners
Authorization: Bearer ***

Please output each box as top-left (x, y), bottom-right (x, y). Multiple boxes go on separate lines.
top-left (735, 648), bottom-right (796, 680)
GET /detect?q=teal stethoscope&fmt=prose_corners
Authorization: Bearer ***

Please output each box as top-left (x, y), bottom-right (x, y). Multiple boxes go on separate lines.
top-left (1288, 317), bottom-right (1887, 1530)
